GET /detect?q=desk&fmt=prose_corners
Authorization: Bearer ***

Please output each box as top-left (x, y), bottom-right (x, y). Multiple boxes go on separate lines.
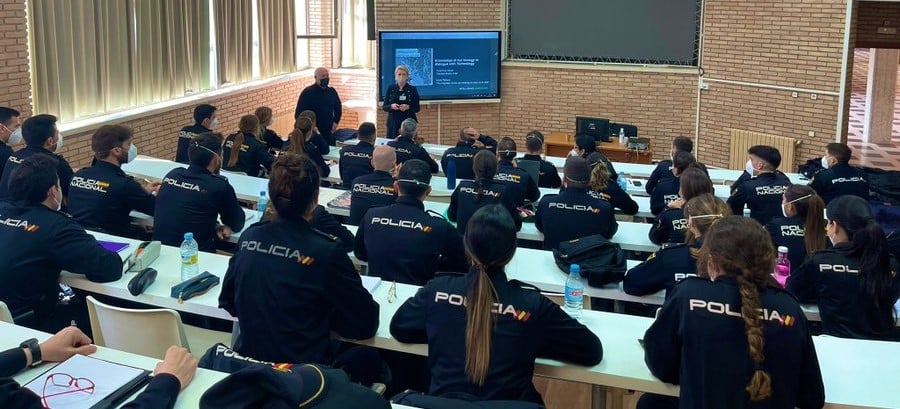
top-left (544, 134), bottom-right (653, 165)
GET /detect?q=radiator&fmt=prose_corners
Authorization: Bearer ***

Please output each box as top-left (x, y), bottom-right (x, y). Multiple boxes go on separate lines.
top-left (729, 129), bottom-right (799, 173)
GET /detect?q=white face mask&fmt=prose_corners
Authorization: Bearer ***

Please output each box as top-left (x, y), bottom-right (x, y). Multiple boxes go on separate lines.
top-left (7, 127), bottom-right (22, 145)
top-left (745, 159), bottom-right (755, 176)
top-left (54, 131), bottom-right (64, 152)
top-left (781, 194), bottom-right (812, 218)
top-left (127, 143), bottom-right (138, 163)
top-left (821, 156), bottom-right (830, 169)
top-left (209, 118), bottom-right (219, 130)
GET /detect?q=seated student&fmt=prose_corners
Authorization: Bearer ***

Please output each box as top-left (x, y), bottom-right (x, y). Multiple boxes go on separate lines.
top-left (0, 115), bottom-right (72, 202)
top-left (448, 150), bottom-right (520, 235)
top-left (536, 156), bottom-right (617, 250)
top-left (494, 137), bottom-right (539, 207)
top-left (68, 125), bottom-right (160, 238)
top-left (641, 216), bottom-right (825, 409)
top-left (339, 122), bottom-right (377, 188)
top-left (153, 133), bottom-right (246, 253)
top-left (0, 154), bottom-right (122, 333)
top-left (519, 130), bottom-right (561, 189)
top-left (176, 104), bottom-right (217, 164)
top-left (283, 116), bottom-right (330, 179)
top-left (728, 145), bottom-right (792, 225)
top-left (388, 119), bottom-right (439, 173)
top-left (645, 135), bottom-right (708, 195)
top-left (624, 194), bottom-right (729, 297)
top-left (348, 146), bottom-right (397, 226)
top-left (441, 127), bottom-right (483, 180)
top-left (764, 185), bottom-right (827, 270)
top-left (355, 159), bottom-right (466, 285)
top-left (390, 205), bottom-right (602, 404)
top-left (219, 153), bottom-right (380, 383)
top-left (222, 115), bottom-right (274, 177)
top-left (571, 133), bottom-right (617, 182)
top-left (650, 151), bottom-right (695, 216)
top-left (0, 107), bottom-right (21, 180)
top-left (310, 205), bottom-right (355, 253)
top-left (254, 106), bottom-right (285, 152)
top-left (297, 110), bottom-right (330, 156)
top-left (649, 167), bottom-right (712, 245)
top-left (586, 152), bottom-right (638, 215)
top-left (787, 195), bottom-right (900, 341)
top-left (461, 126), bottom-right (497, 154)
top-left (0, 327), bottom-right (198, 409)
top-left (810, 142), bottom-right (869, 204)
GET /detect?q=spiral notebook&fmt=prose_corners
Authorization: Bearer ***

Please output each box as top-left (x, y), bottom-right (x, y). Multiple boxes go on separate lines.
top-left (23, 354), bottom-right (150, 409)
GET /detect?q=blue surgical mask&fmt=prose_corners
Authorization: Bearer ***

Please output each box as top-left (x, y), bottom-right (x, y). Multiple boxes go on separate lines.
top-left (127, 143), bottom-right (138, 163)
top-left (7, 127), bottom-right (22, 145)
top-left (745, 159), bottom-right (755, 177)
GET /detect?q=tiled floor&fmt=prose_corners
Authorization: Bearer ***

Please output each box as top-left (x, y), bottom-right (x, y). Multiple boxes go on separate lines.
top-left (847, 49), bottom-right (900, 170)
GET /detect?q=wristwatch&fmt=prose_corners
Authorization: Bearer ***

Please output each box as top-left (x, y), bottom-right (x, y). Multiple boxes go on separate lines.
top-left (20, 338), bottom-right (41, 367)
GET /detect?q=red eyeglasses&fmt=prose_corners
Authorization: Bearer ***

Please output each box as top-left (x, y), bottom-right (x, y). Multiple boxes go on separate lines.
top-left (41, 373), bottom-right (96, 408)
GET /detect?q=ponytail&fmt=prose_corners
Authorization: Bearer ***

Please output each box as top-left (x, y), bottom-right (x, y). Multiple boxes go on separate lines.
top-left (227, 132), bottom-right (244, 168)
top-left (287, 117), bottom-right (313, 156)
top-left (801, 195), bottom-right (826, 256)
top-left (472, 150), bottom-right (497, 203)
top-left (588, 159), bottom-right (610, 192)
top-left (857, 220), bottom-right (894, 314)
top-left (465, 262), bottom-right (497, 386)
top-left (736, 274), bottom-right (773, 402)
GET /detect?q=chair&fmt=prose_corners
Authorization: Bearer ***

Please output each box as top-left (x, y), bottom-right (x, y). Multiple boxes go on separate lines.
top-left (86, 296), bottom-right (189, 359)
top-left (0, 301), bottom-right (13, 324)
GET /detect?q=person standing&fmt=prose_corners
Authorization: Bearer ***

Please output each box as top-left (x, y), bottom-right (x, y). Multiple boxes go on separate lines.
top-left (382, 65), bottom-right (420, 139)
top-left (294, 67), bottom-right (342, 146)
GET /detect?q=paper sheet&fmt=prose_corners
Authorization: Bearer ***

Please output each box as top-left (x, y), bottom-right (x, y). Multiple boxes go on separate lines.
top-left (23, 354), bottom-right (148, 409)
top-left (361, 276), bottom-right (381, 293)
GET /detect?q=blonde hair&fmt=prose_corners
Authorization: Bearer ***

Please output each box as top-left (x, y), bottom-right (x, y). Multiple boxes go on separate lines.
top-left (395, 65), bottom-right (410, 76)
top-left (287, 117), bottom-right (313, 155)
top-left (227, 115), bottom-right (260, 167)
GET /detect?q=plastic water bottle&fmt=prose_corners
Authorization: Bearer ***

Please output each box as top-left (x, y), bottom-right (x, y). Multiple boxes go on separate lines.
top-left (257, 191), bottom-right (269, 221)
top-left (617, 172), bottom-right (627, 191)
top-left (446, 156), bottom-right (457, 189)
top-left (618, 127), bottom-right (626, 146)
top-left (180, 233), bottom-right (199, 281)
top-left (564, 264), bottom-right (584, 318)
top-left (773, 246), bottom-right (791, 288)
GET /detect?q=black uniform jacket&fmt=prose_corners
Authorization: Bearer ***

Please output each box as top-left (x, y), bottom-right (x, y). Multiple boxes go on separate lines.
top-left (390, 270), bottom-right (602, 403)
top-left (441, 142), bottom-right (481, 181)
top-left (339, 141), bottom-right (375, 188)
top-left (222, 132), bottom-right (274, 177)
top-left (219, 217), bottom-right (379, 364)
top-left (388, 137), bottom-right (439, 173)
top-left (520, 154), bottom-right (561, 189)
top-left (495, 160), bottom-right (540, 207)
top-left (535, 187), bottom-right (618, 250)
top-left (175, 124), bottom-right (211, 164)
top-left (809, 163), bottom-right (869, 204)
top-left (67, 161), bottom-right (156, 237)
top-left (0, 146), bottom-right (74, 200)
top-left (348, 170), bottom-right (397, 226)
top-left (623, 241), bottom-right (701, 297)
top-left (448, 179), bottom-right (521, 235)
top-left (644, 276), bottom-right (826, 409)
top-left (648, 208), bottom-right (686, 246)
top-left (728, 171), bottom-right (791, 225)
top-left (152, 166), bottom-right (246, 252)
top-left (588, 183), bottom-right (639, 215)
top-left (649, 177), bottom-right (679, 216)
top-left (765, 216), bottom-right (809, 271)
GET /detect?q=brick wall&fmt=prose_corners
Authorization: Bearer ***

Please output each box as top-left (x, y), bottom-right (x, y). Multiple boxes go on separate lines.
top-left (856, 1), bottom-right (900, 48)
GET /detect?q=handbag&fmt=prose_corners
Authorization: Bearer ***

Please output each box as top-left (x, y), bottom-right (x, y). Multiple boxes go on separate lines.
top-left (170, 271), bottom-right (220, 303)
top-left (552, 234), bottom-right (627, 287)
top-left (128, 268), bottom-right (157, 296)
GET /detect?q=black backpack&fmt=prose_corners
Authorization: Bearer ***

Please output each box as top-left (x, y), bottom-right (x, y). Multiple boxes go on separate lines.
top-left (552, 234), bottom-right (627, 287)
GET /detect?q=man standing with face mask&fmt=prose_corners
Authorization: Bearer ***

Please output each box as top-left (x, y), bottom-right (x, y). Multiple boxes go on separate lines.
top-left (295, 67), bottom-right (342, 146)
top-left (0, 114), bottom-right (71, 204)
top-left (67, 125), bottom-right (161, 238)
top-left (0, 107), bottom-right (20, 180)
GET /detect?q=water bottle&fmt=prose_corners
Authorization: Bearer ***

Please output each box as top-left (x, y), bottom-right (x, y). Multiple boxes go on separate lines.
top-left (180, 233), bottom-right (200, 281)
top-left (564, 264), bottom-right (584, 318)
top-left (446, 156), bottom-right (457, 189)
top-left (618, 127), bottom-right (626, 146)
top-left (773, 246), bottom-right (791, 288)
top-left (617, 172), bottom-right (627, 191)
top-left (257, 190), bottom-right (269, 221)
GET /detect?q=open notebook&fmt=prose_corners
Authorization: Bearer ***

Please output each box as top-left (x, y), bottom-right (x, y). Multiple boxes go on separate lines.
top-left (23, 354), bottom-right (150, 409)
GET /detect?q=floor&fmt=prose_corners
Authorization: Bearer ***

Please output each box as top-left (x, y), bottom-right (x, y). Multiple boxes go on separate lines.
top-left (847, 48), bottom-right (900, 170)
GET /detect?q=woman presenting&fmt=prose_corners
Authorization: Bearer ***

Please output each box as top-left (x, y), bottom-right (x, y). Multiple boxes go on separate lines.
top-left (382, 65), bottom-right (420, 139)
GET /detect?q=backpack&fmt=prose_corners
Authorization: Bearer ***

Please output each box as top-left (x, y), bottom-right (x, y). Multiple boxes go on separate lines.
top-left (552, 234), bottom-right (627, 286)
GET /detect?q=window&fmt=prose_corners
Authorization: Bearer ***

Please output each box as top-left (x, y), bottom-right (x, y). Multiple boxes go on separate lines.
top-left (340, 0), bottom-right (373, 68)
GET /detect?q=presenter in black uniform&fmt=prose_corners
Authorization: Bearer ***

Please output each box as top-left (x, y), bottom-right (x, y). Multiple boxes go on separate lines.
top-left (387, 119), bottom-right (439, 173)
top-left (625, 194), bottom-right (728, 297)
top-left (67, 125), bottom-right (160, 237)
top-left (175, 104), bottom-right (217, 164)
top-left (448, 150), bottom-right (520, 234)
top-left (355, 159), bottom-right (466, 285)
top-left (0, 114), bottom-right (72, 202)
top-left (222, 115), bottom-right (275, 177)
top-left (810, 142), bottom-right (869, 204)
top-left (152, 133), bottom-right (246, 252)
top-left (494, 137), bottom-right (539, 206)
top-left (586, 152), bottom-right (638, 215)
top-left (519, 131), bottom-right (561, 189)
top-left (441, 128), bottom-right (483, 180)
top-left (382, 65), bottom-right (420, 139)
top-left (294, 67), bottom-right (342, 146)
top-left (649, 167), bottom-right (712, 246)
top-left (348, 146), bottom-right (397, 225)
top-left (536, 156), bottom-right (617, 250)
top-left (339, 122), bottom-right (377, 188)
top-left (787, 195), bottom-right (900, 341)
top-left (220, 153), bottom-right (381, 384)
top-left (641, 216), bottom-right (825, 409)
top-left (728, 145), bottom-right (792, 225)
top-left (0, 107), bottom-right (20, 181)
top-left (0, 154), bottom-right (122, 334)
top-left (764, 185), bottom-right (826, 270)
top-left (390, 205), bottom-right (602, 404)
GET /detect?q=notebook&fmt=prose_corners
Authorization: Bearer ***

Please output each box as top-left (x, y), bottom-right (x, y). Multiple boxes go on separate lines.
top-left (97, 241), bottom-right (130, 254)
top-left (23, 354), bottom-right (150, 409)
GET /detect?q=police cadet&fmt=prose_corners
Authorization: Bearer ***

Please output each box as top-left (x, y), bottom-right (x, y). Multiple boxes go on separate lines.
top-left (649, 167), bottom-right (712, 246)
top-left (448, 150), bottom-right (520, 235)
top-left (440, 127), bottom-right (483, 180)
top-left (355, 159), bottom-right (466, 285)
top-left (348, 146), bottom-right (397, 226)
top-left (390, 205), bottom-right (602, 404)
top-left (587, 152), bottom-right (638, 215)
top-left (572, 133), bottom-right (617, 182)
top-left (650, 151), bottom-right (695, 216)
top-left (461, 126), bottom-right (497, 154)
top-left (220, 153), bottom-right (381, 384)
top-left (764, 185), bottom-right (826, 270)
top-left (283, 116), bottom-right (331, 180)
top-left (339, 122), bottom-right (376, 188)
top-left (519, 130), bottom-right (561, 189)
top-left (535, 156), bottom-right (617, 250)
top-left (0, 155), bottom-right (122, 334)
top-left (810, 142), bottom-right (869, 204)
top-left (255, 106), bottom-right (285, 152)
top-left (67, 125), bottom-right (160, 238)
top-left (0, 115), bottom-right (71, 202)
top-left (494, 137), bottom-right (539, 207)
top-left (175, 104), bottom-right (217, 164)
top-left (728, 145), bottom-right (792, 225)
top-left (624, 194), bottom-right (728, 298)
top-left (387, 118), bottom-right (439, 173)
top-left (788, 195), bottom-right (900, 341)
top-left (0, 107), bottom-right (20, 180)
top-left (645, 136), bottom-right (708, 195)
top-left (640, 216), bottom-right (825, 409)
top-left (222, 115), bottom-right (275, 177)
top-left (152, 133), bottom-right (246, 253)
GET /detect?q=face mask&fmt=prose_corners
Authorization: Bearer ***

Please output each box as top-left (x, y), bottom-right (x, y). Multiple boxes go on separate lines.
top-left (821, 156), bottom-right (830, 169)
top-left (782, 194), bottom-right (811, 218)
top-left (126, 143), bottom-right (138, 163)
top-left (319, 78), bottom-right (330, 88)
top-left (209, 118), bottom-right (219, 130)
top-left (54, 131), bottom-right (64, 152)
top-left (745, 159), bottom-right (755, 176)
top-left (781, 204), bottom-right (789, 218)
top-left (8, 127), bottom-right (22, 145)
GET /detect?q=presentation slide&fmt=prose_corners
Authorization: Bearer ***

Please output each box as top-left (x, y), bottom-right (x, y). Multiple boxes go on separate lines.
top-left (379, 31), bottom-right (501, 101)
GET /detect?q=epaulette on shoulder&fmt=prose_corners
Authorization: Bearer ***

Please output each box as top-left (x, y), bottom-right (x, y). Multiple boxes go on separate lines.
top-left (510, 279), bottom-right (542, 293)
top-left (311, 227), bottom-right (339, 242)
